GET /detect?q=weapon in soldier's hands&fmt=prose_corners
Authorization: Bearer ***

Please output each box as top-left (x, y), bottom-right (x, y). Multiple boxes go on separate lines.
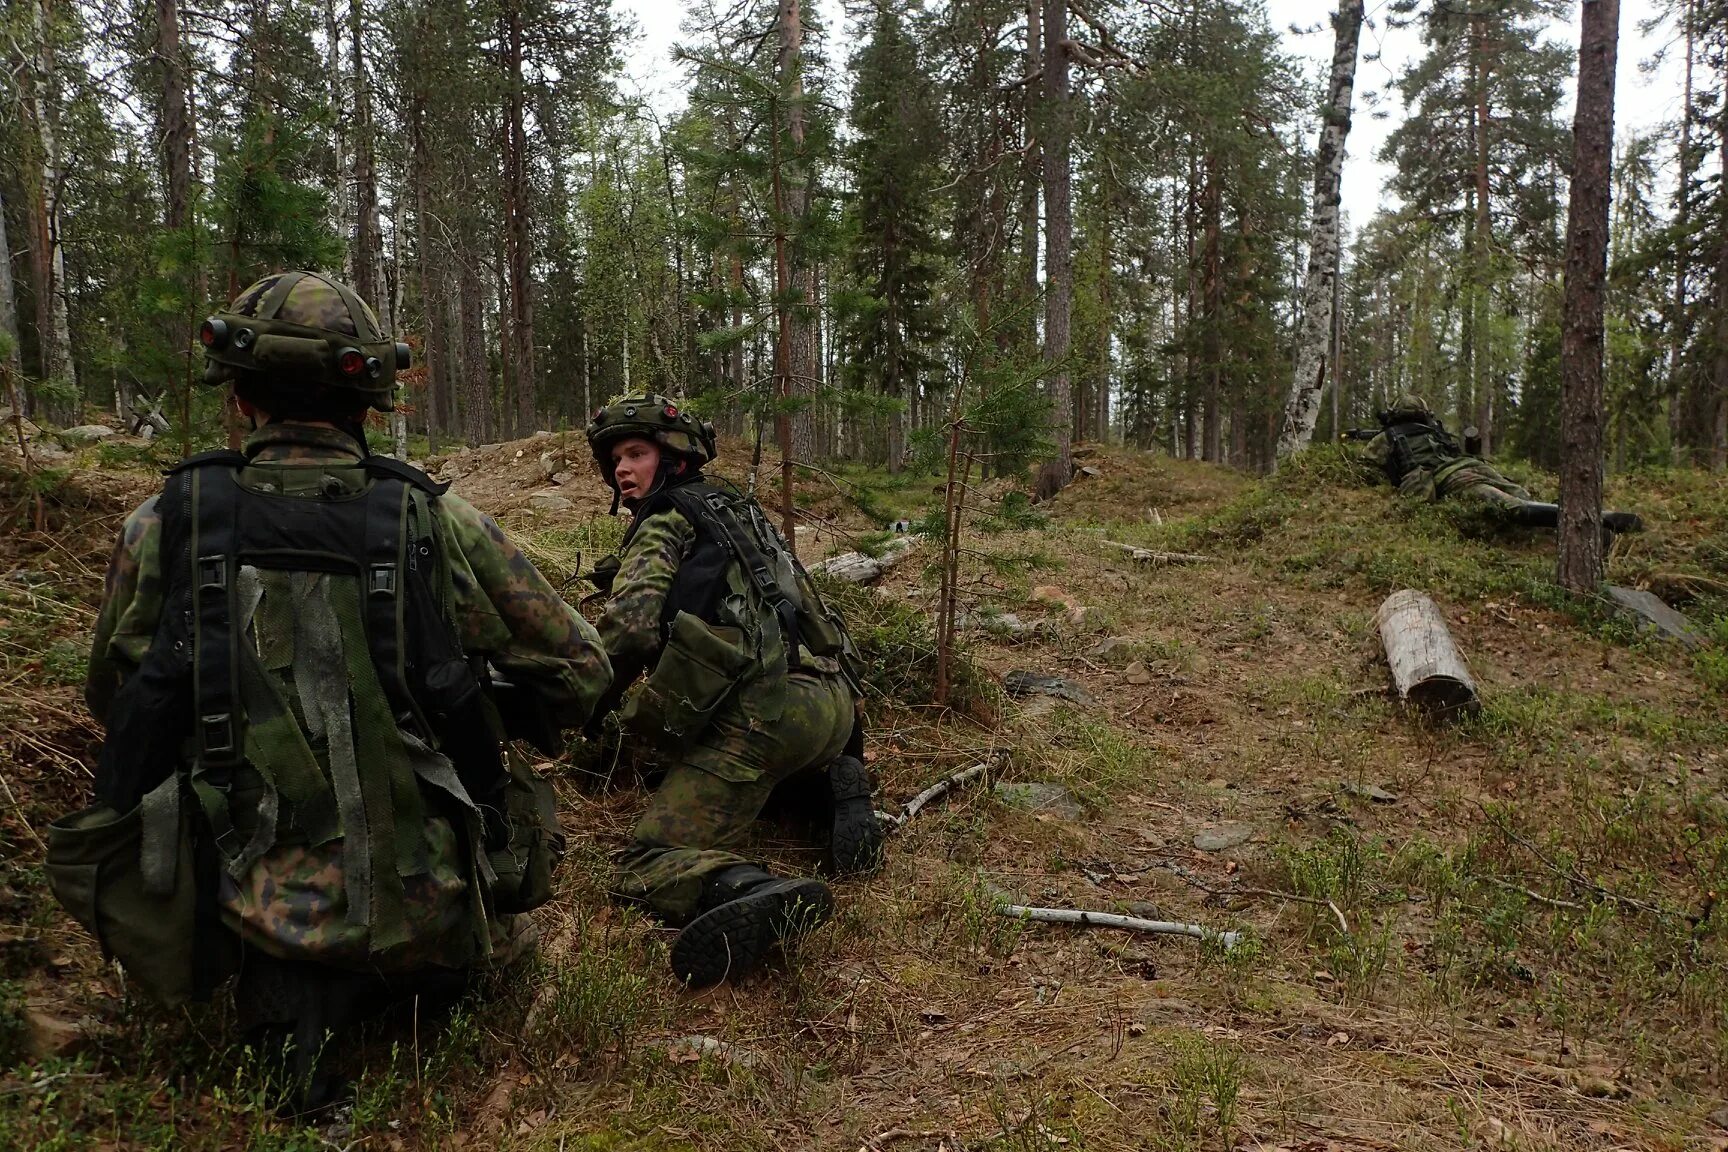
top-left (584, 554), bottom-right (621, 593)
top-left (1342, 428), bottom-right (1380, 442)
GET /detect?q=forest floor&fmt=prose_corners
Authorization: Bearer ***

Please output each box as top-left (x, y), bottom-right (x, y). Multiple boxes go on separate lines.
top-left (4, 426), bottom-right (1728, 1151)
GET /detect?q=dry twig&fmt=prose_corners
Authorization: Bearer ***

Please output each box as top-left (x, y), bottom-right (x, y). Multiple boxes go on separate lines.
top-left (998, 904), bottom-right (1243, 950)
top-left (881, 762), bottom-right (991, 831)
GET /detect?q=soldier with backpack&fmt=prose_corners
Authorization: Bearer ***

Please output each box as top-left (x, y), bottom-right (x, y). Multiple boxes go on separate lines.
top-left (1353, 394), bottom-right (1642, 534)
top-left (584, 395), bottom-right (883, 987)
top-left (54, 271), bottom-right (610, 1110)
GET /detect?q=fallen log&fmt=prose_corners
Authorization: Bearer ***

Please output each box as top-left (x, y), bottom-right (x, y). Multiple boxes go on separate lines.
top-left (997, 904), bottom-right (1243, 951)
top-left (814, 534), bottom-right (917, 584)
top-left (1373, 589), bottom-right (1478, 718)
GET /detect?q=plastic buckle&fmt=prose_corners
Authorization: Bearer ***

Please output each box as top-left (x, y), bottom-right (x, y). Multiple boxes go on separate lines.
top-left (197, 555), bottom-right (228, 591)
top-left (369, 563), bottom-right (397, 598)
top-left (200, 712), bottom-right (236, 757)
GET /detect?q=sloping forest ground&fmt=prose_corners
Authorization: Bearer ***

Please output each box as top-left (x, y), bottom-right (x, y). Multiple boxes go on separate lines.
top-left (3, 426), bottom-right (1728, 1151)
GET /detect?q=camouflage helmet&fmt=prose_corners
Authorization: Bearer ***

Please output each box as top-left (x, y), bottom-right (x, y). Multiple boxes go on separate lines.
top-left (585, 395), bottom-right (717, 481)
top-left (200, 271), bottom-right (409, 412)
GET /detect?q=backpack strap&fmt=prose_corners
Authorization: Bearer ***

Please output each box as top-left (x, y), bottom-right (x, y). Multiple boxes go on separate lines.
top-left (166, 449), bottom-right (248, 477)
top-left (364, 455), bottom-right (450, 496)
top-left (661, 482), bottom-right (807, 670)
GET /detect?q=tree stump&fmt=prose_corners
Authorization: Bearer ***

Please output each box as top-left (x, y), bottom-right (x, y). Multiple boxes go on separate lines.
top-left (1374, 589), bottom-right (1479, 719)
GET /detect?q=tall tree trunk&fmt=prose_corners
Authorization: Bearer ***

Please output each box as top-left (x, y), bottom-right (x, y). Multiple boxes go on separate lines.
top-left (502, 0), bottom-right (535, 436)
top-left (325, 0), bottom-right (350, 280)
top-left (0, 186), bottom-right (21, 380)
top-left (1713, 112), bottom-right (1728, 471)
top-left (1020, 0), bottom-right (1040, 343)
top-left (1277, 0), bottom-right (1363, 461)
top-left (25, 0), bottom-right (73, 394)
top-left (457, 254), bottom-right (491, 443)
top-left (1666, 0), bottom-right (1694, 457)
top-left (1469, 11), bottom-right (1495, 454)
top-left (1040, 0), bottom-right (1072, 468)
top-left (1556, 0), bottom-right (1619, 592)
top-left (769, 86), bottom-right (798, 550)
top-left (777, 0), bottom-right (816, 464)
top-left (349, 1), bottom-right (380, 307)
top-left (1200, 153), bottom-right (1223, 463)
top-left (157, 0), bottom-right (192, 233)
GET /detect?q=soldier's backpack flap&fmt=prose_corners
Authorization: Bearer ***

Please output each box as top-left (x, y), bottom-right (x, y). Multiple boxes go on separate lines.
top-left (45, 776), bottom-right (237, 1006)
top-left (485, 751), bottom-right (565, 915)
top-left (621, 609), bottom-right (753, 748)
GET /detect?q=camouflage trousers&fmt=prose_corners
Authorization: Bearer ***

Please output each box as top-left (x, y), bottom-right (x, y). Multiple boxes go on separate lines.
top-left (1400, 457), bottom-right (1532, 510)
top-left (612, 672), bottom-right (854, 924)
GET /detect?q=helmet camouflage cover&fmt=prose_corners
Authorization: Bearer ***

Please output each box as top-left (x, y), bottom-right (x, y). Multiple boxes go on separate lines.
top-left (585, 395), bottom-right (717, 481)
top-left (200, 270), bottom-right (410, 412)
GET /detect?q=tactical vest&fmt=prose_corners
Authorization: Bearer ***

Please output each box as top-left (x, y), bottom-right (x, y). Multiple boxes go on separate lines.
top-left (624, 477), bottom-right (855, 678)
top-left (1376, 411), bottom-right (1462, 485)
top-left (96, 450), bottom-right (503, 966)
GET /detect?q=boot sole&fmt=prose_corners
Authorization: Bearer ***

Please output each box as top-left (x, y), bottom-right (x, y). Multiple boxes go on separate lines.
top-left (670, 878), bottom-right (833, 987)
top-left (827, 756), bottom-right (885, 877)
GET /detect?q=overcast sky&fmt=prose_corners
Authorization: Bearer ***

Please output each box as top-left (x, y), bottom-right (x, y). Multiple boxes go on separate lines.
top-left (615, 0), bottom-right (1688, 236)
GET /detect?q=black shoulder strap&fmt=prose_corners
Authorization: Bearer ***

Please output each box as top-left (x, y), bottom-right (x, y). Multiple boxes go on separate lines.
top-left (190, 467), bottom-right (244, 771)
top-left (364, 455), bottom-right (450, 496)
top-left (167, 449), bottom-right (248, 477)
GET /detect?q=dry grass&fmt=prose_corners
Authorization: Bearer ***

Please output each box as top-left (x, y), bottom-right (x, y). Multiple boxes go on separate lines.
top-left (4, 438), bottom-right (1728, 1150)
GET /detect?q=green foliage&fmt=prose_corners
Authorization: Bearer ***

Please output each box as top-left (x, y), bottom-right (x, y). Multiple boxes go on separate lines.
top-left (817, 575), bottom-right (988, 712)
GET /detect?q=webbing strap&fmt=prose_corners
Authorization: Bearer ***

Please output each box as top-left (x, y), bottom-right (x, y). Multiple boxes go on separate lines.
top-left (191, 470), bottom-right (244, 775)
top-left (331, 575), bottom-right (419, 952)
top-left (294, 574), bottom-right (377, 928)
top-left (362, 478), bottom-right (417, 735)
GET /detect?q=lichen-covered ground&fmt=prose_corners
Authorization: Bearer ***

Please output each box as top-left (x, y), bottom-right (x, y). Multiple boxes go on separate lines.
top-left (4, 432), bottom-right (1728, 1150)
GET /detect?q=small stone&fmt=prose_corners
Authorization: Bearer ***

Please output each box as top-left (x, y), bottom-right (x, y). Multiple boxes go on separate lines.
top-left (1124, 661), bottom-right (1153, 686)
top-left (1030, 585), bottom-right (1073, 607)
top-left (1125, 901), bottom-right (1163, 920)
top-left (665, 1035), bottom-right (762, 1069)
top-left (994, 781), bottom-right (1085, 821)
top-left (550, 472), bottom-right (574, 486)
top-left (1710, 1106), bottom-right (1728, 1131)
top-left (1085, 637), bottom-right (1135, 661)
top-left (528, 493), bottom-right (574, 512)
top-left (1078, 466), bottom-right (1102, 478)
top-left (1002, 670), bottom-right (1094, 706)
top-left (62, 424), bottom-right (118, 442)
top-left (1341, 781), bottom-right (1400, 803)
top-left (1192, 824), bottom-right (1253, 853)
top-left (25, 1005), bottom-right (86, 1060)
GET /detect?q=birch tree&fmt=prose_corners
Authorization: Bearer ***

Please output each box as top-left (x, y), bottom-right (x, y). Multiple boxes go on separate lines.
top-left (1277, 0), bottom-right (1364, 461)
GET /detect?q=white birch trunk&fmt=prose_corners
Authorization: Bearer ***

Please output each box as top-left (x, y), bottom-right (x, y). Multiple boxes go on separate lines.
top-left (324, 0), bottom-right (351, 280)
top-left (0, 185), bottom-right (20, 376)
top-left (1374, 590), bottom-right (1479, 718)
top-left (31, 0), bottom-right (73, 390)
top-left (1277, 0), bottom-right (1364, 461)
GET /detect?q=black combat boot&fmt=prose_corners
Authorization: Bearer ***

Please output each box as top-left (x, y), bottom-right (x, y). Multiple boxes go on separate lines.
top-left (669, 865), bottom-right (833, 987)
top-left (234, 950), bottom-right (373, 1117)
top-left (826, 754), bottom-right (885, 877)
top-left (1603, 510), bottom-right (1643, 535)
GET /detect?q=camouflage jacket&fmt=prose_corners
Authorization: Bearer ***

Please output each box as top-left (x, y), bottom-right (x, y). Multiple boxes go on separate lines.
top-left (87, 422), bottom-right (611, 970)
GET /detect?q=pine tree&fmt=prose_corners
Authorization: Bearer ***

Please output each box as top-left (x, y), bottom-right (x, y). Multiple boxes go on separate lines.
top-left (834, 2), bottom-right (946, 474)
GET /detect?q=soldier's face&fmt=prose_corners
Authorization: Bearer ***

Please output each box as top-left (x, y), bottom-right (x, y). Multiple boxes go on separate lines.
top-left (611, 437), bottom-right (662, 503)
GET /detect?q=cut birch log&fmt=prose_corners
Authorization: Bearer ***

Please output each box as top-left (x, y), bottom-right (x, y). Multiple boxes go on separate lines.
top-left (1374, 589), bottom-right (1479, 718)
top-left (997, 904), bottom-right (1243, 951)
top-left (814, 534), bottom-right (917, 584)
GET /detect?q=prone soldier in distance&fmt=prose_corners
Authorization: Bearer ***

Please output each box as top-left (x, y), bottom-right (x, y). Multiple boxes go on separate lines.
top-left (51, 270), bottom-right (611, 1111)
top-left (583, 395), bottom-right (883, 987)
top-left (1347, 394), bottom-right (1643, 535)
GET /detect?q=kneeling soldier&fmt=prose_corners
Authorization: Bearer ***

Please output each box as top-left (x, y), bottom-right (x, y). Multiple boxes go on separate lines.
top-left (585, 395), bottom-right (883, 987)
top-left (56, 271), bottom-right (610, 1109)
